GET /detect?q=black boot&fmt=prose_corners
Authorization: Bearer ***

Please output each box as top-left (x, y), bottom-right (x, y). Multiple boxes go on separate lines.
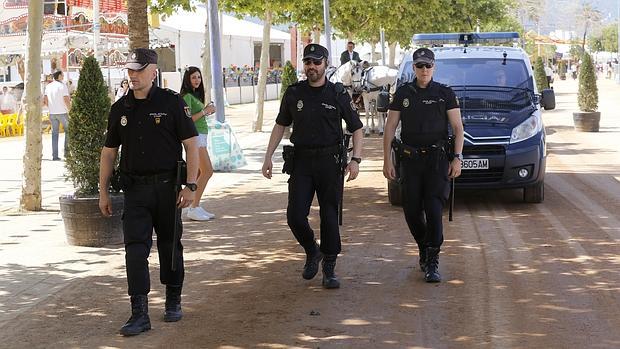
top-left (119, 295), bottom-right (151, 336)
top-left (424, 247), bottom-right (441, 283)
top-left (418, 245), bottom-right (427, 272)
top-left (302, 243), bottom-right (323, 280)
top-left (322, 255), bottom-right (340, 289)
top-left (164, 285), bottom-right (183, 322)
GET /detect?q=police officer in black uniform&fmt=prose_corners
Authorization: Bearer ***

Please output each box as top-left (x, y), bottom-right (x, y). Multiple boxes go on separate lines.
top-left (383, 48), bottom-right (464, 283)
top-left (98, 48), bottom-right (199, 336)
top-left (262, 44), bottom-right (363, 289)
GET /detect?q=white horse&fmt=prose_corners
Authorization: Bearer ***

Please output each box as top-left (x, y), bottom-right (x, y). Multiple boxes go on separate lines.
top-left (351, 63), bottom-right (398, 135)
top-left (328, 60), bottom-right (363, 98)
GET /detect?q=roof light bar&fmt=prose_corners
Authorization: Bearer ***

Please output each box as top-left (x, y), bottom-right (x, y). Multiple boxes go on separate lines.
top-left (412, 32), bottom-right (520, 46)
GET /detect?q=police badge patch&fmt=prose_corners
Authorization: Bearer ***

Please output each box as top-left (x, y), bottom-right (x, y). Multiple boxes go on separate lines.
top-left (120, 115), bottom-right (128, 126)
top-left (297, 100), bottom-right (303, 111)
top-left (403, 98), bottom-right (410, 108)
top-left (184, 106), bottom-right (191, 118)
top-left (350, 100), bottom-right (357, 111)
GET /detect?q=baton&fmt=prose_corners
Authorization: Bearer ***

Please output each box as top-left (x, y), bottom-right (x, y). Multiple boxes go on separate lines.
top-left (171, 160), bottom-right (183, 271)
top-left (449, 177), bottom-right (455, 222)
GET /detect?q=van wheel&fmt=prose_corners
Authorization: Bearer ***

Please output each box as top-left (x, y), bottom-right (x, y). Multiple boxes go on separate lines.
top-left (388, 179), bottom-right (402, 206)
top-left (523, 181), bottom-right (544, 203)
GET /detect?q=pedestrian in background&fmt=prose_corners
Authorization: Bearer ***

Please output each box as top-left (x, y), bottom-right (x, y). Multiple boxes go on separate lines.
top-left (43, 70), bottom-right (70, 161)
top-left (340, 41), bottom-right (361, 65)
top-left (0, 86), bottom-right (17, 114)
top-left (115, 79), bottom-right (129, 102)
top-left (383, 48), bottom-right (464, 283)
top-left (98, 48), bottom-right (199, 336)
top-left (262, 44), bottom-right (364, 289)
top-left (180, 66), bottom-right (216, 221)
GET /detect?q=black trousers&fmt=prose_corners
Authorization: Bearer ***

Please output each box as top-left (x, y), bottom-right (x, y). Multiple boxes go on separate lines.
top-left (122, 181), bottom-right (184, 296)
top-left (401, 153), bottom-right (450, 249)
top-left (287, 153), bottom-right (342, 255)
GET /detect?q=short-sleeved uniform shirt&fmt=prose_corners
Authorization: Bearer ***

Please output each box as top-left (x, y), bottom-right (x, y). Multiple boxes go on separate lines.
top-left (182, 93), bottom-right (209, 134)
top-left (104, 85), bottom-right (198, 175)
top-left (389, 79), bottom-right (459, 147)
top-left (276, 80), bottom-right (363, 147)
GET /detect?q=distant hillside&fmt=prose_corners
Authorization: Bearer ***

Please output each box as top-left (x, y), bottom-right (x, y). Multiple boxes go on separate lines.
top-left (536, 0), bottom-right (618, 34)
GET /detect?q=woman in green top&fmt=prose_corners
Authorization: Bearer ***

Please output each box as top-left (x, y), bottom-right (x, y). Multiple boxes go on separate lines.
top-left (181, 66), bottom-right (216, 221)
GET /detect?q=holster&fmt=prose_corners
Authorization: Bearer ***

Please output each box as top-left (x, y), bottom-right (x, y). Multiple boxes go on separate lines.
top-left (119, 172), bottom-right (134, 191)
top-left (177, 160), bottom-right (187, 185)
top-left (110, 168), bottom-right (122, 192)
top-left (282, 145), bottom-right (295, 174)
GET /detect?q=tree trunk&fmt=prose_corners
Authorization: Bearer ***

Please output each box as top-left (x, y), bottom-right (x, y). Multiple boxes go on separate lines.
top-left (253, 9), bottom-right (271, 132)
top-left (313, 27), bottom-right (321, 44)
top-left (21, 0), bottom-right (44, 211)
top-left (370, 40), bottom-right (377, 63)
top-left (17, 56), bottom-right (25, 81)
top-left (388, 42), bottom-right (397, 68)
top-left (128, 0), bottom-right (149, 49)
top-left (202, 2), bottom-right (212, 103)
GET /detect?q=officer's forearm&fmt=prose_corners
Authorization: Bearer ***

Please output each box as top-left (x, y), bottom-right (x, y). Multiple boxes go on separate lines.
top-left (264, 124), bottom-right (285, 160)
top-left (182, 137), bottom-right (199, 183)
top-left (383, 114), bottom-right (399, 161)
top-left (99, 147), bottom-right (118, 194)
top-left (351, 128), bottom-right (363, 158)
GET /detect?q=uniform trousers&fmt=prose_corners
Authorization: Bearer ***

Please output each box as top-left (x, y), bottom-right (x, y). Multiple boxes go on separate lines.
top-left (287, 152), bottom-right (342, 255)
top-left (401, 153), bottom-right (450, 248)
top-left (122, 181), bottom-right (184, 295)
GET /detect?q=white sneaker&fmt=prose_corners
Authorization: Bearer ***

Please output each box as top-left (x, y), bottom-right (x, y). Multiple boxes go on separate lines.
top-left (187, 207), bottom-right (211, 221)
top-left (196, 207), bottom-right (215, 219)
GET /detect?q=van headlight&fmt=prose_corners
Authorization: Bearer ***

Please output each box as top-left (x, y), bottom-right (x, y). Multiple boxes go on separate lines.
top-left (510, 113), bottom-right (542, 143)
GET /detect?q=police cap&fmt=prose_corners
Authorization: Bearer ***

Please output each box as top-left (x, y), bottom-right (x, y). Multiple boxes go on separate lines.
top-left (412, 48), bottom-right (435, 64)
top-left (303, 44), bottom-right (329, 61)
top-left (125, 48), bottom-right (158, 71)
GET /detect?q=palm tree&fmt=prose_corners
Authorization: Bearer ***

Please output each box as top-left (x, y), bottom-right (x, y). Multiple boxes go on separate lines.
top-left (128, 0), bottom-right (149, 49)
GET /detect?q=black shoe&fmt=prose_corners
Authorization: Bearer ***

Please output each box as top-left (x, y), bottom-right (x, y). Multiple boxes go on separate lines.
top-left (418, 246), bottom-right (427, 273)
top-left (302, 244), bottom-right (323, 280)
top-left (321, 255), bottom-right (340, 289)
top-left (424, 247), bottom-right (441, 283)
top-left (52, 157), bottom-right (61, 161)
top-left (119, 295), bottom-right (151, 336)
top-left (163, 285), bottom-right (183, 322)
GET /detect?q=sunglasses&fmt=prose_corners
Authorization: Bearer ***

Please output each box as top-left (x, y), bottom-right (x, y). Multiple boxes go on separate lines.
top-left (415, 63), bottom-right (434, 69)
top-left (303, 59), bottom-right (323, 66)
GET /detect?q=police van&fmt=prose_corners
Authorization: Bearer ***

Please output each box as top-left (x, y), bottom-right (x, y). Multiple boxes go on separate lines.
top-left (388, 32), bottom-right (555, 204)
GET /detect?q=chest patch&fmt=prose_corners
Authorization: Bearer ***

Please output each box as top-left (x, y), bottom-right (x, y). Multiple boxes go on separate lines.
top-left (403, 98), bottom-right (409, 108)
top-left (322, 102), bottom-right (336, 110)
top-left (422, 99), bottom-right (437, 105)
top-left (120, 115), bottom-right (128, 126)
top-left (297, 100), bottom-right (303, 111)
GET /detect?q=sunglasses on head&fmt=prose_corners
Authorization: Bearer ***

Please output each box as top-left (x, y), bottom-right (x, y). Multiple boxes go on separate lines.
top-left (303, 59), bottom-right (323, 66)
top-left (415, 63), bottom-right (434, 69)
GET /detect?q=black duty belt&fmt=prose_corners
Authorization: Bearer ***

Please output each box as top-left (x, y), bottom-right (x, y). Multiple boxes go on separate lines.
top-left (400, 142), bottom-right (445, 159)
top-left (294, 144), bottom-right (340, 157)
top-left (124, 170), bottom-right (176, 184)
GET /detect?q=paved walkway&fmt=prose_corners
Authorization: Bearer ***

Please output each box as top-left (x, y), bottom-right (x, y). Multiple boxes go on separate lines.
top-left (0, 100), bottom-right (279, 328)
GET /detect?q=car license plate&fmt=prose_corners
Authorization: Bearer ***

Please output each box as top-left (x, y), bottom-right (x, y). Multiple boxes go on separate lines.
top-left (461, 159), bottom-right (489, 170)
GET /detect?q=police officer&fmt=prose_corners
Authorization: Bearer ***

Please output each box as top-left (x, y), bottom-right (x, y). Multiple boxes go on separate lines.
top-left (98, 48), bottom-right (199, 336)
top-left (382, 48), bottom-right (464, 283)
top-left (262, 44), bottom-right (363, 289)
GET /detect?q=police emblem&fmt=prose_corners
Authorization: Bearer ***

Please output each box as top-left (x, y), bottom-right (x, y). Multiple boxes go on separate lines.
top-left (131, 52), bottom-right (136, 59)
top-left (120, 115), bottom-right (128, 126)
top-left (155, 117), bottom-right (161, 125)
top-left (297, 100), bottom-right (303, 111)
top-left (350, 100), bottom-right (357, 111)
top-left (403, 98), bottom-right (410, 108)
top-left (184, 106), bottom-right (191, 118)
top-left (310, 46), bottom-right (315, 52)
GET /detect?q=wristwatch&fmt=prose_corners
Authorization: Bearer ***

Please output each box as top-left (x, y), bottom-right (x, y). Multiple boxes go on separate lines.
top-left (185, 183), bottom-right (197, 191)
top-left (454, 153), bottom-right (463, 162)
top-left (350, 157), bottom-right (362, 164)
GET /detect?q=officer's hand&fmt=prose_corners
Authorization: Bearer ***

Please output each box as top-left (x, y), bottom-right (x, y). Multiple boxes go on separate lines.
top-left (99, 192), bottom-right (113, 217)
top-left (345, 161), bottom-right (359, 181)
top-left (448, 159), bottom-right (462, 179)
top-left (383, 160), bottom-right (396, 180)
top-left (262, 158), bottom-right (273, 179)
top-left (177, 188), bottom-right (195, 208)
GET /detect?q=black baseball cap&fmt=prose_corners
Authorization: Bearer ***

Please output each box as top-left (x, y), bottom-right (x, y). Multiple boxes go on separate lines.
top-left (303, 44), bottom-right (329, 60)
top-left (412, 48), bottom-right (435, 64)
top-left (125, 48), bottom-right (158, 71)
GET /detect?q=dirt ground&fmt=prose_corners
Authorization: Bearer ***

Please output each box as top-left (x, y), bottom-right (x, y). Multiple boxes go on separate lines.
top-left (1, 78), bottom-right (619, 349)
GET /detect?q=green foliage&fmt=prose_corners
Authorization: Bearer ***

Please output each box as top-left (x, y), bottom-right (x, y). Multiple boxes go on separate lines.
top-left (534, 56), bottom-right (548, 92)
top-left (590, 24), bottom-right (619, 53)
top-left (149, 0), bottom-right (193, 15)
top-left (577, 52), bottom-right (598, 112)
top-left (558, 60), bottom-right (567, 78)
top-left (65, 56), bottom-right (111, 196)
top-left (280, 61), bottom-right (297, 98)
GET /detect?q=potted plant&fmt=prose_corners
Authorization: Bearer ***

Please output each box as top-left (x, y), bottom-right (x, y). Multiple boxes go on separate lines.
top-left (280, 60), bottom-right (298, 139)
top-left (534, 56), bottom-right (548, 91)
top-left (573, 52), bottom-right (600, 132)
top-left (59, 56), bottom-right (123, 246)
top-left (558, 60), bottom-right (567, 80)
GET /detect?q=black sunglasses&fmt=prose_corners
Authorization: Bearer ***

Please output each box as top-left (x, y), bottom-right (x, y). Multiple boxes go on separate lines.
top-left (415, 63), bottom-right (434, 69)
top-left (303, 59), bottom-right (323, 66)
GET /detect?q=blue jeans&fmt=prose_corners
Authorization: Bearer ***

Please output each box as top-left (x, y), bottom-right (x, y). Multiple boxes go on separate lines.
top-left (50, 113), bottom-right (68, 159)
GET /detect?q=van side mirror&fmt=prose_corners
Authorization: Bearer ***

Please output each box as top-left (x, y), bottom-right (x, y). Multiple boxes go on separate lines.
top-left (541, 89), bottom-right (555, 110)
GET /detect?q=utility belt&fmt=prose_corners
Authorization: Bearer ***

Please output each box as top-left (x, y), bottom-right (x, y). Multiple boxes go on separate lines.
top-left (116, 168), bottom-right (181, 191)
top-left (392, 139), bottom-right (447, 160)
top-left (281, 144), bottom-right (341, 174)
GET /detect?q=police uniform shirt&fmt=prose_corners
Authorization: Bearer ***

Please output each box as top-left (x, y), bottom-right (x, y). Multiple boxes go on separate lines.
top-left (105, 85), bottom-right (198, 175)
top-left (388, 79), bottom-right (458, 147)
top-left (276, 80), bottom-right (363, 147)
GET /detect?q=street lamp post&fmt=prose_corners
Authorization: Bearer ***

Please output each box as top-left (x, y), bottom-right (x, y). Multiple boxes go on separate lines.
top-left (323, 0), bottom-right (331, 55)
top-left (616, 0), bottom-right (619, 84)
